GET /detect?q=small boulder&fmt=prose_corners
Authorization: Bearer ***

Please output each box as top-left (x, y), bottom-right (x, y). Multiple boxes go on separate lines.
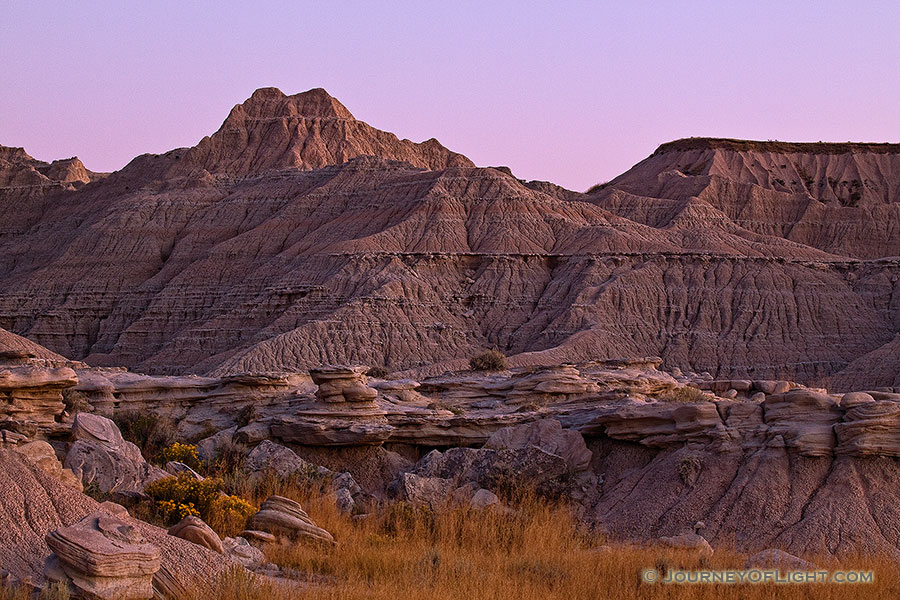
top-left (841, 392), bottom-right (876, 409)
top-left (239, 530), bottom-right (277, 548)
top-left (470, 488), bottom-right (500, 510)
top-left (658, 533), bottom-right (713, 558)
top-left (167, 515), bottom-right (223, 554)
top-left (248, 496), bottom-right (334, 545)
top-left (223, 536), bottom-right (266, 569)
top-left (13, 440), bottom-right (82, 491)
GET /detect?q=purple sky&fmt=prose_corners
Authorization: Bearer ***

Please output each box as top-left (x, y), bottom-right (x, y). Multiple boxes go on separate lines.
top-left (2, 1), bottom-right (898, 192)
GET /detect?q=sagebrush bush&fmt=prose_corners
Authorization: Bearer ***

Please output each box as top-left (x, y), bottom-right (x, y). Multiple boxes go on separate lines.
top-left (145, 474), bottom-right (221, 524)
top-left (470, 350), bottom-right (507, 372)
top-left (207, 494), bottom-right (257, 537)
top-left (160, 442), bottom-right (201, 469)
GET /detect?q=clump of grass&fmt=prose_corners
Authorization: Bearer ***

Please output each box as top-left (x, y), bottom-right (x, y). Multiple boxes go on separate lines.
top-left (470, 350), bottom-right (507, 372)
top-left (657, 386), bottom-right (708, 403)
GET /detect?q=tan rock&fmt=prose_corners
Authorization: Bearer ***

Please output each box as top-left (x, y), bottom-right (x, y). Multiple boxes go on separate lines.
top-left (484, 418), bottom-right (592, 472)
top-left (167, 516), bottom-right (223, 554)
top-left (248, 496), bottom-right (334, 545)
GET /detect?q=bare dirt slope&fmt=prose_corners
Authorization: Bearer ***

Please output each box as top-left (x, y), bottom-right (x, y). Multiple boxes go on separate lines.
top-left (1, 96), bottom-right (899, 387)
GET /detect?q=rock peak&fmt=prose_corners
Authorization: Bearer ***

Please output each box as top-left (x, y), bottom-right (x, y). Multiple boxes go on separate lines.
top-left (235, 86), bottom-right (354, 121)
top-left (164, 87), bottom-right (471, 176)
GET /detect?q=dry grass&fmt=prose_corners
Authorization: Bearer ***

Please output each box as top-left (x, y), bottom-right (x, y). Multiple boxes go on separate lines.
top-left (197, 491), bottom-right (900, 600)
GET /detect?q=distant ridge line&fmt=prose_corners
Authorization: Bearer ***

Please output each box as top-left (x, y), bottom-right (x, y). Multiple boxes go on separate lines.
top-left (654, 137), bottom-right (900, 155)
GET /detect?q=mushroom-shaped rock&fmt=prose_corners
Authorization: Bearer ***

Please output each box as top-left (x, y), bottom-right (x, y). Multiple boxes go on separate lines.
top-left (248, 496), bottom-right (334, 545)
top-left (167, 515), bottom-right (223, 554)
top-left (45, 512), bottom-right (161, 600)
top-left (310, 366), bottom-right (378, 404)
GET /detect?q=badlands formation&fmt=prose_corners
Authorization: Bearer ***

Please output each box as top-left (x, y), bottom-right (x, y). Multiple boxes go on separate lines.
top-left (2, 87), bottom-right (900, 594)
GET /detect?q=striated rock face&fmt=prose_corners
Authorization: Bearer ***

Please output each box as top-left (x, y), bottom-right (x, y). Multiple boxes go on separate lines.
top-left (3, 95), bottom-right (900, 388)
top-left (247, 495), bottom-right (334, 545)
top-left (0, 363), bottom-right (77, 438)
top-left (45, 512), bottom-right (161, 600)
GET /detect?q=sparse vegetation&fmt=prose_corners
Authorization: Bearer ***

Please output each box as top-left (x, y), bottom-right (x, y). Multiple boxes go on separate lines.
top-left (182, 491), bottom-right (898, 600)
top-left (113, 410), bottom-right (177, 459)
top-left (470, 350), bottom-right (507, 372)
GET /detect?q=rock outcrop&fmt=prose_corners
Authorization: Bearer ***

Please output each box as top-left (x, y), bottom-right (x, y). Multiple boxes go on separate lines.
top-left (0, 449), bottom-right (227, 597)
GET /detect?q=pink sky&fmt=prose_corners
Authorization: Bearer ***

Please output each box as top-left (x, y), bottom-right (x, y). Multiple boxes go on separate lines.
top-left (2, 1), bottom-right (898, 191)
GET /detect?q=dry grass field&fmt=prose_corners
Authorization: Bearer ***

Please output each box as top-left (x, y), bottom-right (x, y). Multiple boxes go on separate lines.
top-left (198, 489), bottom-right (900, 600)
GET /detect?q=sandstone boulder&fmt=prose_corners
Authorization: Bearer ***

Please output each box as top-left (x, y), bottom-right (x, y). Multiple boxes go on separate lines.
top-left (658, 533), bottom-right (713, 558)
top-left (64, 413), bottom-right (167, 493)
top-left (247, 496), bottom-right (334, 545)
top-left (45, 512), bottom-right (161, 600)
top-left (470, 488), bottom-right (501, 510)
top-left (196, 426), bottom-right (237, 463)
top-left (244, 440), bottom-right (363, 503)
top-left (223, 536), bottom-right (266, 569)
top-left (167, 516), bottom-right (223, 554)
top-left (390, 473), bottom-right (457, 507)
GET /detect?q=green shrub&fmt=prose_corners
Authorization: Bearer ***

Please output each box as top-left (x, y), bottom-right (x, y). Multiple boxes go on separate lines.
top-left (470, 350), bottom-right (507, 372)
